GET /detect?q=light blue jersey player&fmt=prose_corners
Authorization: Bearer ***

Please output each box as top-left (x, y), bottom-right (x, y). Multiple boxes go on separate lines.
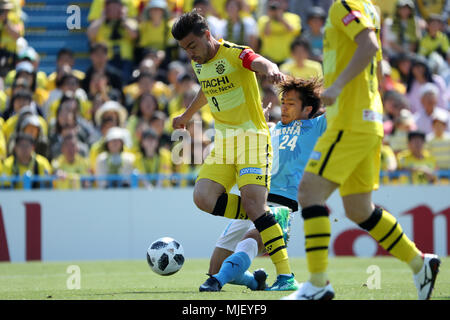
top-left (269, 113), bottom-right (327, 209)
top-left (200, 77), bottom-right (327, 292)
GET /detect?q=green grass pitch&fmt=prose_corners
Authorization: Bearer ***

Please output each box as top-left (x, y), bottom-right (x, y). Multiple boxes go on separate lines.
top-left (0, 257), bottom-right (448, 300)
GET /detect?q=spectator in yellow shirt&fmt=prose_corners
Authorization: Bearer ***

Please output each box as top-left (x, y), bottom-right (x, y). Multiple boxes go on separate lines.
top-left (134, 128), bottom-right (172, 188)
top-left (0, 0), bottom-right (24, 77)
top-left (52, 133), bottom-right (90, 189)
top-left (386, 108), bottom-right (417, 154)
top-left (4, 46), bottom-right (48, 90)
top-left (124, 70), bottom-right (171, 110)
top-left (416, 0), bottom-right (447, 20)
top-left (280, 38), bottom-right (323, 80)
top-left (2, 91), bottom-right (48, 146)
top-left (127, 92), bottom-right (158, 149)
top-left (137, 0), bottom-right (177, 62)
top-left (222, 0), bottom-right (258, 50)
top-left (426, 108), bottom-right (450, 170)
top-left (1, 133), bottom-right (52, 189)
top-left (46, 48), bottom-right (86, 92)
top-left (46, 72), bottom-right (91, 122)
top-left (419, 14), bottom-right (449, 59)
top-left (90, 100), bottom-right (129, 173)
top-left (397, 130), bottom-right (437, 184)
top-left (7, 61), bottom-right (49, 108)
top-left (87, 0), bottom-right (139, 82)
top-left (383, 0), bottom-right (421, 55)
top-left (96, 126), bottom-right (137, 188)
top-left (184, 0), bottom-right (228, 20)
top-left (9, 114), bottom-right (49, 159)
top-left (257, 0), bottom-right (301, 64)
top-left (167, 72), bottom-right (197, 116)
top-left (88, 0), bottom-right (139, 22)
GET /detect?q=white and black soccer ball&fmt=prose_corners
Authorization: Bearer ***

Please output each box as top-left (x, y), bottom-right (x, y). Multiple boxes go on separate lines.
top-left (146, 237), bottom-right (185, 276)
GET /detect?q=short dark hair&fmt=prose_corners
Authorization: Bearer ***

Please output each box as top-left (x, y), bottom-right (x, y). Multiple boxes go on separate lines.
top-left (137, 71), bottom-right (156, 82)
top-left (193, 0), bottom-right (210, 6)
top-left (62, 133), bottom-right (77, 145)
top-left (408, 130), bottom-right (426, 141)
top-left (57, 48), bottom-right (74, 60)
top-left (89, 42), bottom-right (108, 54)
top-left (277, 77), bottom-right (323, 118)
top-left (12, 89), bottom-right (33, 102)
top-left (171, 10), bottom-right (209, 41)
top-left (290, 37), bottom-right (311, 53)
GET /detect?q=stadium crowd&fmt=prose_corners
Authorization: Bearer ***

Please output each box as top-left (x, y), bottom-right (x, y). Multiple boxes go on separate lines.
top-left (0, 0), bottom-right (449, 189)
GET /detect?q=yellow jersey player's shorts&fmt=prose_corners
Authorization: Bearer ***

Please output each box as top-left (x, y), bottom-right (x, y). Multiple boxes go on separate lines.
top-left (197, 133), bottom-right (272, 192)
top-left (305, 129), bottom-right (382, 197)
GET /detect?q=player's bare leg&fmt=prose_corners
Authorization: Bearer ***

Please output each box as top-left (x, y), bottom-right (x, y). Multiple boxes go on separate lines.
top-left (208, 229), bottom-right (264, 275)
top-left (341, 192), bottom-right (374, 224)
top-left (208, 247), bottom-right (234, 275)
top-left (297, 172), bottom-right (338, 208)
top-left (239, 184), bottom-right (269, 221)
top-left (193, 179), bottom-right (226, 213)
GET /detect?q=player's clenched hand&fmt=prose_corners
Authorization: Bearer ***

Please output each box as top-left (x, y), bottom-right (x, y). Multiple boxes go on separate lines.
top-left (172, 113), bottom-right (189, 130)
top-left (266, 64), bottom-right (286, 84)
top-left (320, 84), bottom-right (342, 106)
top-left (263, 102), bottom-right (273, 122)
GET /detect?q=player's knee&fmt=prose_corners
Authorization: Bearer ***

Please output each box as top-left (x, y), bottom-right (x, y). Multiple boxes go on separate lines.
top-left (240, 186), bottom-right (267, 220)
top-left (193, 188), bottom-right (212, 212)
top-left (342, 195), bottom-right (374, 224)
top-left (240, 197), bottom-right (264, 220)
top-left (344, 206), bottom-right (373, 224)
top-left (297, 181), bottom-right (310, 207)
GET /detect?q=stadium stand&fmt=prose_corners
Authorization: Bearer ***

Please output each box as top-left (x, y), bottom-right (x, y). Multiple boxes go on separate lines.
top-left (0, 0), bottom-right (449, 190)
top-left (23, 0), bottom-right (91, 74)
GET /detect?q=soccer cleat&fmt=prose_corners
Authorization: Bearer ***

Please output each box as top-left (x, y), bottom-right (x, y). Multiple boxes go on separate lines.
top-left (253, 268), bottom-right (268, 291)
top-left (413, 253), bottom-right (441, 300)
top-left (199, 276), bottom-right (222, 292)
top-left (281, 281), bottom-right (335, 300)
top-left (266, 274), bottom-right (299, 291)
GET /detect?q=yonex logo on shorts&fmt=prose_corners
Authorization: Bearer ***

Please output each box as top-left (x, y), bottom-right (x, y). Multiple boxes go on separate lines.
top-left (239, 167), bottom-right (263, 176)
top-left (310, 151), bottom-right (322, 161)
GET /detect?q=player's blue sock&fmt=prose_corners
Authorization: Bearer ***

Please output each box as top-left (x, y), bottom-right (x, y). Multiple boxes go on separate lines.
top-left (214, 252), bottom-right (251, 288)
top-left (230, 270), bottom-right (258, 290)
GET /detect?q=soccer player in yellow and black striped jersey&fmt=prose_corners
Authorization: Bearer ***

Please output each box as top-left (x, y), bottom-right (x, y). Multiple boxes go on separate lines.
top-left (171, 10), bottom-right (294, 291)
top-left (284, 0), bottom-right (440, 300)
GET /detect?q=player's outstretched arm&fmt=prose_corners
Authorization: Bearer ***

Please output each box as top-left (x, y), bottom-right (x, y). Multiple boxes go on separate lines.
top-left (321, 28), bottom-right (379, 106)
top-left (172, 89), bottom-right (208, 130)
top-left (250, 56), bottom-right (286, 84)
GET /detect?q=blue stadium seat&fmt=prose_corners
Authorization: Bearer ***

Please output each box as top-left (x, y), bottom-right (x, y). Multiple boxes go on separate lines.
top-left (23, 0), bottom-right (91, 75)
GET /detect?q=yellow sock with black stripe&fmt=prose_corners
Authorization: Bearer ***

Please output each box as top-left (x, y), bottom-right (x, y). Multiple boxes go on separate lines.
top-left (211, 193), bottom-right (248, 220)
top-left (359, 207), bottom-right (422, 269)
top-left (302, 205), bottom-right (331, 287)
top-left (254, 212), bottom-right (291, 275)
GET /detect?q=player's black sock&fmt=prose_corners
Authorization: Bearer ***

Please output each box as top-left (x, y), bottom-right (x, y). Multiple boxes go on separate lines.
top-left (211, 193), bottom-right (247, 219)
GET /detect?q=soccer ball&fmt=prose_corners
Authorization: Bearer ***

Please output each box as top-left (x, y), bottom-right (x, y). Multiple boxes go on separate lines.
top-left (146, 237), bottom-right (185, 276)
